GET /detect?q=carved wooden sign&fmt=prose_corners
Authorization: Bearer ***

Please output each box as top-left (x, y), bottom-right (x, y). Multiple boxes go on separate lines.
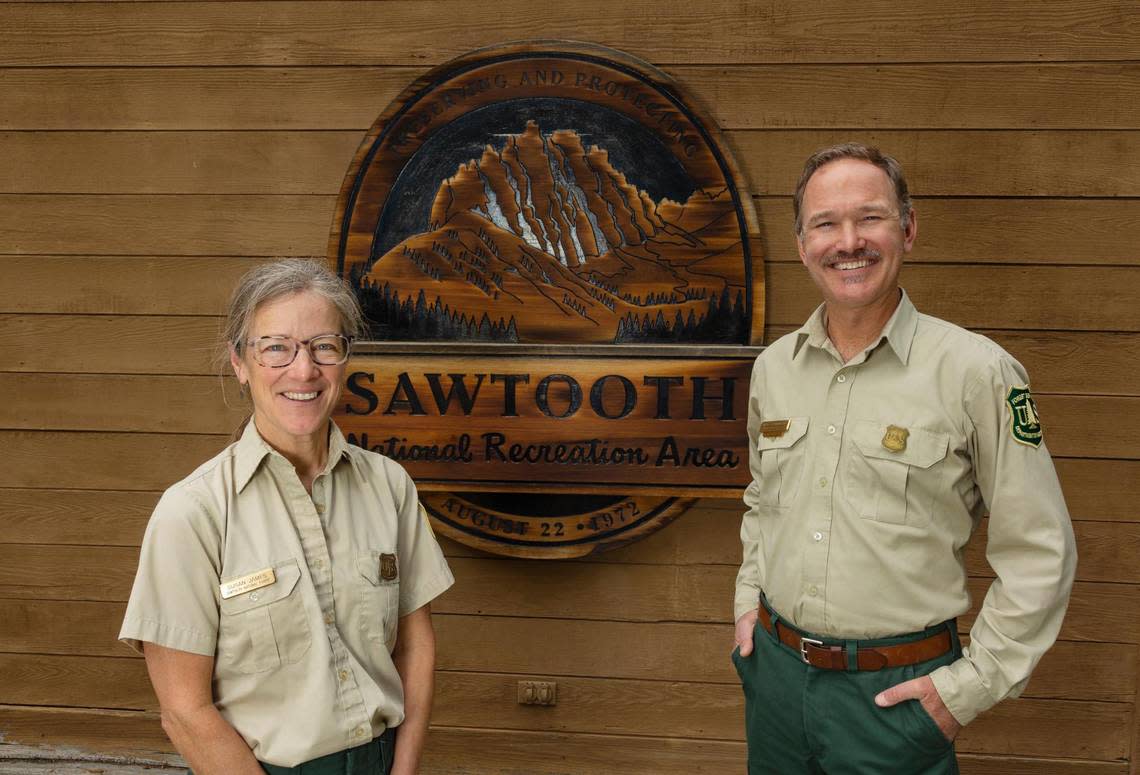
top-left (329, 42), bottom-right (763, 557)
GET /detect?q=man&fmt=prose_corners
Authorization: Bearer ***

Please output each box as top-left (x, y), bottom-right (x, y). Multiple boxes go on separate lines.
top-left (732, 143), bottom-right (1076, 774)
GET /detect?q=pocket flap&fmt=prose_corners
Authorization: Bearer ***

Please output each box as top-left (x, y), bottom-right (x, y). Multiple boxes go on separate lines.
top-left (357, 550), bottom-right (398, 586)
top-left (757, 416), bottom-right (809, 451)
top-left (851, 421), bottom-right (948, 469)
top-left (220, 559), bottom-right (301, 615)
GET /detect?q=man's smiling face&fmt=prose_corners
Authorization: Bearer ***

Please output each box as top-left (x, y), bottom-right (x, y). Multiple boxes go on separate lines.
top-left (796, 157), bottom-right (917, 314)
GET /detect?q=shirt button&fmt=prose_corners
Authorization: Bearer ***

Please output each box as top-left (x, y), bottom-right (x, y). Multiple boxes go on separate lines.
top-left (355, 727), bottom-right (367, 738)
top-left (818, 477), bottom-right (828, 488)
top-left (315, 559), bottom-right (325, 569)
top-left (812, 531), bottom-right (823, 542)
top-left (315, 504), bottom-right (324, 514)
top-left (827, 425), bottom-right (836, 435)
top-left (836, 374), bottom-right (847, 383)
top-left (338, 669), bottom-right (349, 682)
top-left (324, 613), bottom-right (335, 625)
top-left (248, 592), bottom-right (259, 601)
top-left (809, 585), bottom-right (819, 596)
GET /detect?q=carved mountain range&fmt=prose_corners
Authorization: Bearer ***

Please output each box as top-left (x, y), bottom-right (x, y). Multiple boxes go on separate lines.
top-left (360, 121), bottom-right (746, 343)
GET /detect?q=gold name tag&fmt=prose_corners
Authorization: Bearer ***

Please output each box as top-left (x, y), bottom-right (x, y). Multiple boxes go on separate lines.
top-left (220, 567), bottom-right (276, 600)
top-left (760, 420), bottom-right (791, 439)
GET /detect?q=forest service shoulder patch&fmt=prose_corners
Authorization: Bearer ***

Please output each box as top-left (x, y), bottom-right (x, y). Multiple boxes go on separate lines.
top-left (1006, 385), bottom-right (1043, 448)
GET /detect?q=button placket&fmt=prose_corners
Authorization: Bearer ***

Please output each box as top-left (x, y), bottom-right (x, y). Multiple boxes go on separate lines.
top-left (801, 366), bottom-right (854, 623)
top-left (286, 470), bottom-right (373, 739)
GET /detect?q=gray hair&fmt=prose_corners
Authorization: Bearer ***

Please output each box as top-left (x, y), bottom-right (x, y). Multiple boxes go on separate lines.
top-left (792, 142), bottom-right (912, 238)
top-left (224, 259), bottom-right (365, 356)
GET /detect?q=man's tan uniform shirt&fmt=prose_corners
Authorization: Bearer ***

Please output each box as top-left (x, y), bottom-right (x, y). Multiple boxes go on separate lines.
top-left (735, 291), bottom-right (1076, 725)
top-left (120, 421), bottom-right (454, 766)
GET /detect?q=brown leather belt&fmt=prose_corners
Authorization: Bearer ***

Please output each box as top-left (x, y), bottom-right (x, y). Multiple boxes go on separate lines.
top-left (758, 603), bottom-right (952, 671)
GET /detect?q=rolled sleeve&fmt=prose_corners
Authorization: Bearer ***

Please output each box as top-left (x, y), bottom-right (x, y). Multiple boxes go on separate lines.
top-left (118, 487), bottom-right (222, 656)
top-left (931, 353), bottom-right (1077, 725)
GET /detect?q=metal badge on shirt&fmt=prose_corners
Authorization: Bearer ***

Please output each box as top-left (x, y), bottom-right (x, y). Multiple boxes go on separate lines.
top-left (380, 553), bottom-right (399, 581)
top-left (220, 567), bottom-right (276, 599)
top-left (881, 425), bottom-right (909, 453)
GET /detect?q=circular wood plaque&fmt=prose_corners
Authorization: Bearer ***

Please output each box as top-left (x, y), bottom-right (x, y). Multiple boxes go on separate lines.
top-left (329, 41), bottom-right (761, 557)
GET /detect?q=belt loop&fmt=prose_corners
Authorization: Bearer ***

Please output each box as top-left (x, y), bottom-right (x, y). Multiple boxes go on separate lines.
top-left (947, 618), bottom-right (962, 656)
top-left (845, 640), bottom-right (859, 672)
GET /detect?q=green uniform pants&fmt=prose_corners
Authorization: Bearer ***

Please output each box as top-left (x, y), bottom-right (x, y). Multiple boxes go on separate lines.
top-left (733, 613), bottom-right (961, 775)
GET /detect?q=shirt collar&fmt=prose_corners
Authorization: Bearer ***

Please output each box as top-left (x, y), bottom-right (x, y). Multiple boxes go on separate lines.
top-left (792, 289), bottom-right (918, 365)
top-left (234, 420), bottom-right (356, 492)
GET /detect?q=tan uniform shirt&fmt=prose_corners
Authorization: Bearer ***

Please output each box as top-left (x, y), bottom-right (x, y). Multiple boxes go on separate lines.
top-left (120, 421), bottom-right (455, 766)
top-left (734, 291), bottom-right (1076, 725)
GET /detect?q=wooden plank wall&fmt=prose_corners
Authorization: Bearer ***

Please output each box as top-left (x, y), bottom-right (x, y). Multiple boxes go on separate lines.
top-left (1, 2), bottom-right (1138, 773)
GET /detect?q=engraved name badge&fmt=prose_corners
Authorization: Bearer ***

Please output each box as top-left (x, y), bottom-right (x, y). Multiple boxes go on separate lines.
top-left (220, 567), bottom-right (276, 600)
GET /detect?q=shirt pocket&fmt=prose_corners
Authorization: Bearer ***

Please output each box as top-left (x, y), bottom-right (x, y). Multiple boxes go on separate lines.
top-left (757, 417), bottom-right (810, 509)
top-left (217, 558), bottom-right (311, 675)
top-left (848, 420), bottom-right (950, 525)
top-left (357, 550), bottom-right (399, 649)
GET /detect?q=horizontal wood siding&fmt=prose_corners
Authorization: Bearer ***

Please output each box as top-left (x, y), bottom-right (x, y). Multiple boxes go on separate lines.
top-left (1, 2), bottom-right (1137, 773)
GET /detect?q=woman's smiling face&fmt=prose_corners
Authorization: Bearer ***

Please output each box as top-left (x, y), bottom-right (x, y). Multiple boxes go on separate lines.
top-left (230, 290), bottom-right (348, 454)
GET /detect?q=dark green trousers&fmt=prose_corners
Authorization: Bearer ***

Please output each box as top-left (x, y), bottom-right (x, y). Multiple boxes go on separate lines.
top-left (188, 727), bottom-right (395, 775)
top-left (733, 613), bottom-right (961, 775)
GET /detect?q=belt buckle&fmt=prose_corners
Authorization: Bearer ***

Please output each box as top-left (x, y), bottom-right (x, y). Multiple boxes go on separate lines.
top-left (799, 636), bottom-right (823, 664)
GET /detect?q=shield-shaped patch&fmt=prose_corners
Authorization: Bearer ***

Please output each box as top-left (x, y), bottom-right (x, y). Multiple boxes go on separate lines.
top-left (1006, 386), bottom-right (1043, 448)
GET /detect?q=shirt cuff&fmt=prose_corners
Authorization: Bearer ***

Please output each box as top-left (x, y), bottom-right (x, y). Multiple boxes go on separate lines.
top-left (929, 657), bottom-right (999, 727)
top-left (733, 589), bottom-right (759, 623)
top-left (399, 566), bottom-right (455, 616)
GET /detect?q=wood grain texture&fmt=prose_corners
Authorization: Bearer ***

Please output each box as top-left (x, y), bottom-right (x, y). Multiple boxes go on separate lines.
top-left (1, 3), bottom-right (1137, 67)
top-left (0, 195), bottom-right (334, 256)
top-left (0, 374), bottom-right (246, 434)
top-left (0, 431), bottom-right (227, 490)
top-left (0, 600), bottom-right (132, 658)
top-left (687, 65), bottom-right (1140, 131)
top-left (0, 705), bottom-right (171, 756)
top-left (0, 748), bottom-right (183, 775)
top-left (0, 315), bottom-right (223, 375)
top-left (4, 195), bottom-right (1136, 267)
top-left (0, 488), bottom-right (156, 546)
top-left (0, 654), bottom-right (155, 711)
top-left (0, 257), bottom-right (271, 314)
top-left (4, 63), bottom-right (1140, 130)
top-left (6, 130), bottom-right (1140, 196)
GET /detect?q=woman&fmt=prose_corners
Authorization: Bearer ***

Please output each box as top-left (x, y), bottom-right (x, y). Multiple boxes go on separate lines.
top-left (120, 259), bottom-right (454, 775)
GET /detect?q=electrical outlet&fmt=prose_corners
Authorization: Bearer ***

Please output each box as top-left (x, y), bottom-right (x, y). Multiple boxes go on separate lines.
top-left (517, 680), bottom-right (557, 706)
